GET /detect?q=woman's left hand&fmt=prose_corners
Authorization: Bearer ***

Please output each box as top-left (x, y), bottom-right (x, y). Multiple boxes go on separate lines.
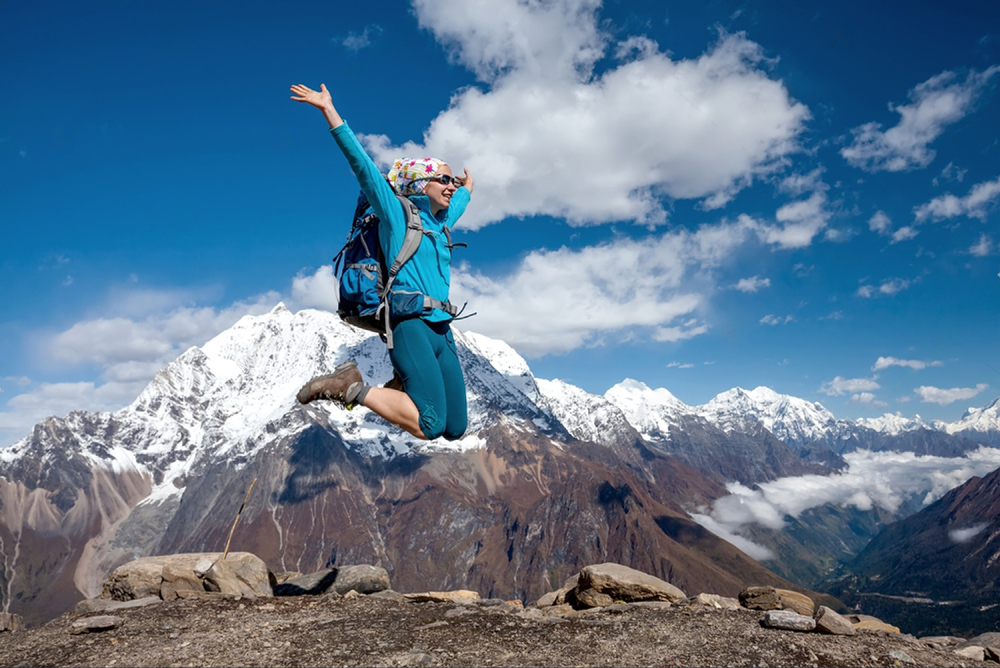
top-left (459, 168), bottom-right (474, 194)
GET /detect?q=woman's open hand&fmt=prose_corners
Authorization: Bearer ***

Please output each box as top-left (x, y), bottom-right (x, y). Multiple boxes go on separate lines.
top-left (290, 83), bottom-right (343, 129)
top-left (459, 168), bottom-right (474, 194)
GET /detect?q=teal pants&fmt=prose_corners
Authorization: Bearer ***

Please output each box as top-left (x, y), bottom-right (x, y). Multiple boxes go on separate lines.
top-left (389, 318), bottom-right (467, 440)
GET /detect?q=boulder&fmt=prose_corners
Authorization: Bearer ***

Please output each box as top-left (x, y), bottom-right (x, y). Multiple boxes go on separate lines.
top-left (954, 646), bottom-right (985, 661)
top-left (0, 613), bottom-right (25, 632)
top-left (690, 593), bottom-right (740, 610)
top-left (573, 588), bottom-right (614, 608)
top-left (404, 590), bottom-right (480, 604)
top-left (761, 609), bottom-right (816, 632)
top-left (986, 647), bottom-right (1000, 663)
top-left (70, 615), bottom-right (123, 635)
top-left (919, 636), bottom-right (964, 649)
top-left (102, 552), bottom-right (274, 602)
top-left (812, 606), bottom-right (855, 636)
top-left (576, 563), bottom-right (686, 604)
top-left (536, 574), bottom-right (579, 608)
top-left (961, 633), bottom-right (1000, 650)
top-left (274, 569), bottom-right (339, 596)
top-left (333, 565), bottom-right (391, 595)
top-left (739, 586), bottom-right (782, 611)
top-left (775, 588), bottom-right (814, 617)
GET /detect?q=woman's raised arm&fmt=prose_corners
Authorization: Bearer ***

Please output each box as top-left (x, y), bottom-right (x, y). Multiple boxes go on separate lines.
top-left (290, 83), bottom-right (344, 130)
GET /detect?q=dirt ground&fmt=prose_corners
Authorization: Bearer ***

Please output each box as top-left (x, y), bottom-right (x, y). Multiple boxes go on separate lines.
top-left (0, 594), bottom-right (985, 668)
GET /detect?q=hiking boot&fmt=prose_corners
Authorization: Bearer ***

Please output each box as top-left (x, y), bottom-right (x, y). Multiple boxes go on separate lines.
top-left (296, 361), bottom-right (365, 408)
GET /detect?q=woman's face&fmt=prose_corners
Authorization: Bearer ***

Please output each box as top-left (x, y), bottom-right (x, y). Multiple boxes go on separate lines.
top-left (423, 164), bottom-right (459, 214)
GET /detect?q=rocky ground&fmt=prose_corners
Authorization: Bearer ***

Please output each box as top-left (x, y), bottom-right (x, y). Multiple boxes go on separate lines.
top-left (0, 593), bottom-right (986, 668)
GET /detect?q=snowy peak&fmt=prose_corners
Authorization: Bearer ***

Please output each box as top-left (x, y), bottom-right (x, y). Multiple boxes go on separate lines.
top-left (603, 378), bottom-right (691, 440)
top-left (944, 394), bottom-right (1000, 437)
top-left (856, 413), bottom-right (932, 436)
top-left (698, 385), bottom-right (841, 444)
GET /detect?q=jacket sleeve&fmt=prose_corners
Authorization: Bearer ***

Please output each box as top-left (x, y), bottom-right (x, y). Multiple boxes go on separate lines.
top-left (329, 122), bottom-right (404, 232)
top-left (444, 187), bottom-right (471, 228)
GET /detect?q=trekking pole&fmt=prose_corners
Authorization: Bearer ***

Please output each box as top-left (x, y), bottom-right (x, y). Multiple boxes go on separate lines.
top-left (222, 477), bottom-right (257, 561)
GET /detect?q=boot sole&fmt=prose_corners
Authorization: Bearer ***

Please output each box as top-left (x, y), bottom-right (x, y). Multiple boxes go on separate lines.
top-left (297, 361), bottom-right (359, 405)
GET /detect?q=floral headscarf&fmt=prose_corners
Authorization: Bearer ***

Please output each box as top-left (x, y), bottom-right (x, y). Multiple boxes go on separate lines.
top-left (387, 157), bottom-right (448, 196)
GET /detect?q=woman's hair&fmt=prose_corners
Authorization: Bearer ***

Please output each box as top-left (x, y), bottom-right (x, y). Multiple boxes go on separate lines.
top-left (387, 157), bottom-right (447, 196)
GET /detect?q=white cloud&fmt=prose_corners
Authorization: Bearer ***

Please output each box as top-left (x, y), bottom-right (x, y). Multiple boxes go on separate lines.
top-left (841, 67), bottom-right (1000, 172)
top-left (363, 0), bottom-right (810, 229)
top-left (868, 210), bottom-right (892, 235)
top-left (949, 523), bottom-right (988, 544)
top-left (689, 513), bottom-right (774, 561)
top-left (819, 376), bottom-right (880, 396)
top-left (341, 24), bottom-right (383, 52)
top-left (779, 168), bottom-right (826, 197)
top-left (291, 265), bottom-right (341, 312)
top-left (734, 276), bottom-right (771, 293)
top-left (667, 361), bottom-right (695, 369)
top-left (914, 175), bottom-right (1000, 223)
top-left (857, 277), bottom-right (912, 298)
top-left (891, 226), bottom-right (919, 243)
top-left (970, 234), bottom-right (994, 257)
top-left (759, 314), bottom-right (793, 326)
top-left (873, 356), bottom-right (942, 371)
top-left (757, 190), bottom-right (831, 249)
top-left (915, 384), bottom-right (989, 405)
top-left (850, 392), bottom-right (887, 408)
top-left (700, 447), bottom-right (1000, 536)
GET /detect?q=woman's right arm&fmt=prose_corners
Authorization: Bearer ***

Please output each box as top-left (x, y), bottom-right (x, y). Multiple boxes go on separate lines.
top-left (290, 83), bottom-right (401, 226)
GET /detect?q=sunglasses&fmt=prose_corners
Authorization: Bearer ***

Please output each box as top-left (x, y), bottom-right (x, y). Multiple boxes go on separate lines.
top-left (415, 174), bottom-right (459, 186)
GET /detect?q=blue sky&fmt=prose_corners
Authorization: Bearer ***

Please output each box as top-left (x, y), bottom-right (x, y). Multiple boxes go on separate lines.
top-left (2, 0), bottom-right (999, 445)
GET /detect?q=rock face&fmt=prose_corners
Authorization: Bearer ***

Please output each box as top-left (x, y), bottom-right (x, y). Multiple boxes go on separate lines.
top-left (102, 553), bottom-right (274, 602)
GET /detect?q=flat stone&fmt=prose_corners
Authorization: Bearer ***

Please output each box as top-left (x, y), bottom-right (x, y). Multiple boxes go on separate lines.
top-left (74, 596), bottom-right (162, 614)
top-left (739, 586), bottom-right (782, 611)
top-left (954, 646), bottom-right (985, 661)
top-left (333, 565), bottom-right (390, 595)
top-left (629, 601), bottom-right (673, 611)
top-left (761, 609), bottom-right (816, 632)
top-left (813, 605), bottom-right (855, 636)
top-left (690, 593), bottom-right (740, 610)
top-left (775, 588), bottom-right (814, 617)
top-left (919, 636), bottom-right (965, 648)
top-left (577, 563), bottom-right (686, 604)
top-left (536, 591), bottom-right (559, 608)
top-left (369, 589), bottom-right (408, 603)
top-left (404, 590), bottom-right (480, 604)
top-left (274, 569), bottom-right (338, 596)
top-left (70, 615), bottom-right (123, 635)
top-left (0, 613), bottom-right (25, 632)
top-left (850, 617), bottom-right (900, 634)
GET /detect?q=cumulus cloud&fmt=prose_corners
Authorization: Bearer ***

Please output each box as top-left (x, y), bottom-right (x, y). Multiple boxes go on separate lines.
top-left (820, 376), bottom-right (880, 396)
top-left (873, 356), bottom-right (942, 371)
top-left (915, 384), bottom-right (989, 405)
top-left (841, 67), bottom-right (1000, 172)
top-left (850, 392), bottom-right (888, 408)
top-left (759, 314), bottom-right (793, 325)
top-left (857, 277), bottom-right (912, 298)
top-left (869, 211), bottom-right (892, 235)
top-left (291, 265), bottom-right (341, 312)
top-left (698, 447), bottom-right (1000, 542)
top-left (0, 291), bottom-right (281, 447)
top-left (341, 24), bottom-right (383, 52)
top-left (914, 175), bottom-right (1000, 223)
top-left (361, 0), bottom-right (810, 229)
top-left (970, 234), bottom-right (994, 257)
top-left (891, 226), bottom-right (919, 243)
top-left (734, 276), bottom-right (771, 293)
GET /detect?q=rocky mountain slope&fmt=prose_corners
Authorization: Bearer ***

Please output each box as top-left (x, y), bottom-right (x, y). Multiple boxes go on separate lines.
top-left (0, 306), bottom-right (813, 626)
top-left (1, 305), bottom-right (997, 628)
top-left (824, 464), bottom-right (1000, 637)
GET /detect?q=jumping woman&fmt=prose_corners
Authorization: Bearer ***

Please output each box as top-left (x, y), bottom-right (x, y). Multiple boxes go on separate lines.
top-left (290, 83), bottom-right (471, 441)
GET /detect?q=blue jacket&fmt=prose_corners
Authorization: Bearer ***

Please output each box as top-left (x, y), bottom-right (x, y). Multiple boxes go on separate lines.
top-left (331, 122), bottom-right (470, 323)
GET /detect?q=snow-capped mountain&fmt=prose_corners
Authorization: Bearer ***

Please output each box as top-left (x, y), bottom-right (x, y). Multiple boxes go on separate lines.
top-left (698, 386), bottom-right (847, 445)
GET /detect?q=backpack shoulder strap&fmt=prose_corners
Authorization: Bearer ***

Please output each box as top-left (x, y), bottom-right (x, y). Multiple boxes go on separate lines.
top-left (387, 196), bottom-right (424, 278)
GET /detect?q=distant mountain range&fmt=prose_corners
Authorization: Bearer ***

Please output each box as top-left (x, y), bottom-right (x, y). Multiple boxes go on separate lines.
top-left (1, 305), bottom-right (997, 627)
